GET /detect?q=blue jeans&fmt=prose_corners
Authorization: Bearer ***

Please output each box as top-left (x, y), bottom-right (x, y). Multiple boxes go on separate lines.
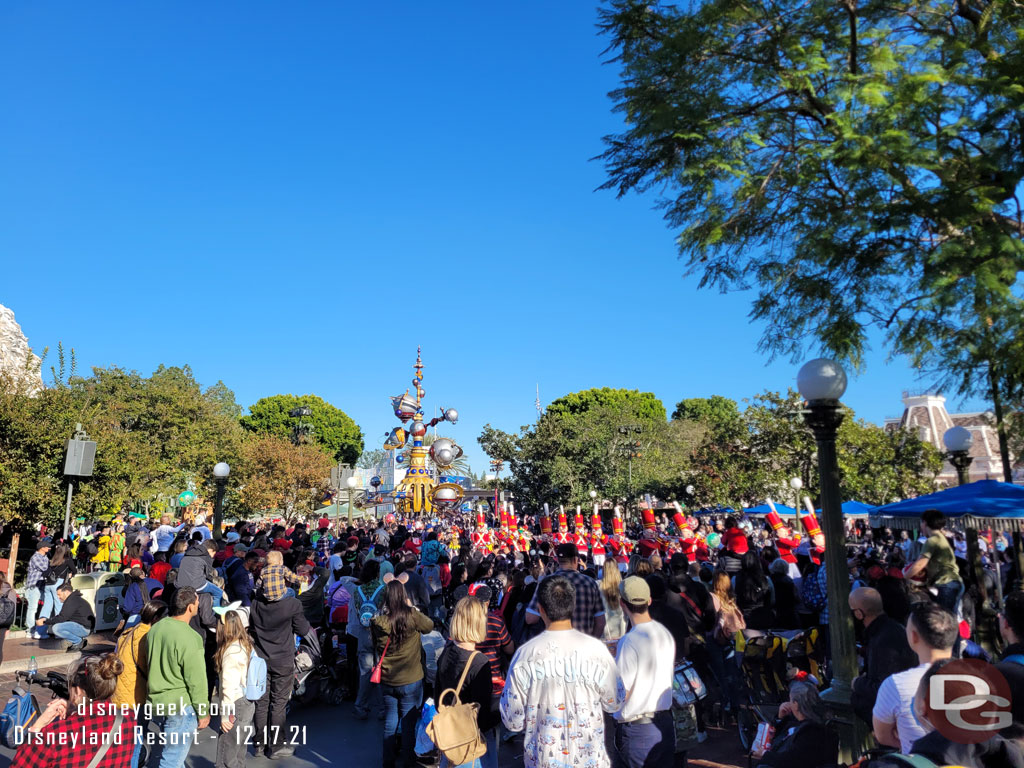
top-left (36, 621), bottom-right (89, 644)
top-left (382, 679), bottom-right (423, 768)
top-left (42, 584), bottom-right (64, 620)
top-left (355, 647), bottom-right (382, 718)
top-left (198, 581), bottom-right (225, 607)
top-left (24, 586), bottom-right (41, 631)
top-left (148, 705), bottom-right (197, 768)
top-left (935, 580), bottom-right (964, 616)
top-left (615, 711), bottom-right (676, 768)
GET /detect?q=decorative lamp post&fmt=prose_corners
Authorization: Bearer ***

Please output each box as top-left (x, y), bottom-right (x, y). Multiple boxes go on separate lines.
top-left (212, 462), bottom-right (230, 541)
top-left (797, 359), bottom-right (858, 758)
top-left (589, 490), bottom-right (598, 500)
top-left (346, 475), bottom-right (359, 526)
top-left (943, 426), bottom-right (974, 486)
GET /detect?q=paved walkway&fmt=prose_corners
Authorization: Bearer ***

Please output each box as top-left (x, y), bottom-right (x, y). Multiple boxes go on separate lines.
top-left (0, 629), bottom-right (116, 678)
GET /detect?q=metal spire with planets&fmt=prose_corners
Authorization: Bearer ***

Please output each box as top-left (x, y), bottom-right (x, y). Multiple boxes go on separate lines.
top-left (382, 347), bottom-right (463, 516)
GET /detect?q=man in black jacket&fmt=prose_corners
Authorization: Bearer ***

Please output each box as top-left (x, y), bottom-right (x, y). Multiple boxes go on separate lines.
top-left (251, 591), bottom-right (313, 758)
top-left (849, 587), bottom-right (917, 724)
top-left (35, 582), bottom-right (93, 651)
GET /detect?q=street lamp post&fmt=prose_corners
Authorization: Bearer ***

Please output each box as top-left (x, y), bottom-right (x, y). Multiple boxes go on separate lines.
top-left (943, 426), bottom-right (974, 487)
top-left (797, 359), bottom-right (859, 760)
top-left (212, 462), bottom-right (230, 541)
top-left (346, 475), bottom-right (359, 527)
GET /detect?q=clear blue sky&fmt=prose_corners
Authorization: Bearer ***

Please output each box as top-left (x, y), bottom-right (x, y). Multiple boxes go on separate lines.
top-left (0, 2), bottom-right (985, 475)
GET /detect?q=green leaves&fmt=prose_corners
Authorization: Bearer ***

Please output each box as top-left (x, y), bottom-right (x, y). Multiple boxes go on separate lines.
top-left (240, 393), bottom-right (363, 465)
top-left (598, 0), bottom-right (1024, 372)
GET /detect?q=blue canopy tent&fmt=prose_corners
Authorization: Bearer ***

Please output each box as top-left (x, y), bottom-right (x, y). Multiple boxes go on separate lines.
top-left (869, 480), bottom-right (1024, 531)
top-left (840, 500), bottom-right (873, 517)
top-left (743, 502), bottom-right (798, 517)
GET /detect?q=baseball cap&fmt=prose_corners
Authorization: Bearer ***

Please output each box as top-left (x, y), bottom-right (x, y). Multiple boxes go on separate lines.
top-left (225, 531), bottom-right (240, 544)
top-left (555, 543), bottom-right (579, 560)
top-left (619, 576), bottom-right (651, 606)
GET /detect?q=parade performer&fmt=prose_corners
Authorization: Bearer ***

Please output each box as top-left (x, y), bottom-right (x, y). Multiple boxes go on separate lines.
top-left (672, 502), bottom-right (697, 563)
top-left (799, 499), bottom-right (825, 566)
top-left (470, 511), bottom-right (492, 552)
top-left (765, 499), bottom-right (802, 580)
top-left (608, 508), bottom-right (630, 572)
top-left (572, 506), bottom-right (589, 554)
top-left (590, 507), bottom-right (606, 568)
top-left (553, 508), bottom-right (571, 545)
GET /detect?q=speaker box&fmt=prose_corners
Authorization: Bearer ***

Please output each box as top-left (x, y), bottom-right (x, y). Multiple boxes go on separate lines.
top-left (64, 439), bottom-right (97, 477)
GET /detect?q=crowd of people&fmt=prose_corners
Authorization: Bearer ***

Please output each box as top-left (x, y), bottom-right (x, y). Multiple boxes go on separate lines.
top-left (6, 501), bottom-right (1024, 768)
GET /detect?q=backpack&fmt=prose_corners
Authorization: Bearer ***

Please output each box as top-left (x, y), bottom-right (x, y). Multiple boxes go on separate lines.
top-left (0, 594), bottom-right (14, 630)
top-left (358, 584), bottom-right (385, 628)
top-left (418, 564), bottom-right (443, 598)
top-left (245, 649), bottom-right (268, 701)
top-left (0, 688), bottom-right (38, 747)
top-left (80, 536), bottom-right (98, 560)
top-left (426, 651), bottom-right (486, 766)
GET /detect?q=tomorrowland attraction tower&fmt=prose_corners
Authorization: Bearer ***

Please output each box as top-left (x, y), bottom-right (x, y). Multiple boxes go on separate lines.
top-left (384, 348), bottom-right (464, 516)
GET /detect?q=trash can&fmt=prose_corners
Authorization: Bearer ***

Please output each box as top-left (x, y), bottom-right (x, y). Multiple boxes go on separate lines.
top-left (70, 572), bottom-right (126, 631)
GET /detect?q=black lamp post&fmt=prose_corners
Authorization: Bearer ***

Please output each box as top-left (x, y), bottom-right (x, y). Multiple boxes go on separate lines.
top-left (943, 426), bottom-right (974, 486)
top-left (797, 358), bottom-right (859, 760)
top-left (212, 462), bottom-right (230, 541)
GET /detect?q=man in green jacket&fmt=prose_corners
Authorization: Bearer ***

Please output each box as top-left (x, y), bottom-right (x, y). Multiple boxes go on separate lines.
top-left (146, 586), bottom-right (210, 768)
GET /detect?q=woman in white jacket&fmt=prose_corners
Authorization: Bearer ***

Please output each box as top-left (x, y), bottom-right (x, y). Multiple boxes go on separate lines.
top-left (215, 606), bottom-right (253, 768)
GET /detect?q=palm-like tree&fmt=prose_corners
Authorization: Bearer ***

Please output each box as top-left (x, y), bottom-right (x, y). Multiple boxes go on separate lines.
top-left (420, 433), bottom-right (473, 478)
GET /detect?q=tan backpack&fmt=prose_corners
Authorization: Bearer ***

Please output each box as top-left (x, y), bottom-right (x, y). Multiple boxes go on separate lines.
top-left (427, 650), bottom-right (486, 765)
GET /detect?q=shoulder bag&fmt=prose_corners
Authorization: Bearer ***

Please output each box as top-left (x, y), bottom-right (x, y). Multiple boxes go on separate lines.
top-left (426, 650), bottom-right (486, 766)
top-left (369, 637), bottom-right (390, 684)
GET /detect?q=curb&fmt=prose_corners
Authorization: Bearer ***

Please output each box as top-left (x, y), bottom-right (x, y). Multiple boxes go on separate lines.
top-left (0, 650), bottom-right (81, 676)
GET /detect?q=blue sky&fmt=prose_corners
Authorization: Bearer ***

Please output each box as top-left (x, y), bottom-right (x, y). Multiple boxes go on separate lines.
top-left (0, 2), bottom-right (985, 475)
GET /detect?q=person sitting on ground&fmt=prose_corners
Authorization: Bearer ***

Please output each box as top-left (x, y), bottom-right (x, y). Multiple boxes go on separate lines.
top-left (12, 654), bottom-right (137, 768)
top-left (752, 681), bottom-right (838, 768)
top-left (35, 580), bottom-right (93, 651)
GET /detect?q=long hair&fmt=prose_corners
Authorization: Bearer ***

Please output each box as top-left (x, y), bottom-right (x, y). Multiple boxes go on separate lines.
top-left (215, 611), bottom-right (253, 677)
top-left (712, 570), bottom-right (738, 611)
top-left (128, 566), bottom-right (151, 603)
top-left (49, 544), bottom-right (69, 568)
top-left (382, 580), bottom-right (414, 644)
top-left (600, 566), bottom-right (622, 605)
top-left (735, 551), bottom-right (768, 605)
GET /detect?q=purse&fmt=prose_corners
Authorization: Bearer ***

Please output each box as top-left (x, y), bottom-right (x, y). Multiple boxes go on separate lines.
top-left (426, 651), bottom-right (486, 766)
top-left (370, 637), bottom-right (390, 684)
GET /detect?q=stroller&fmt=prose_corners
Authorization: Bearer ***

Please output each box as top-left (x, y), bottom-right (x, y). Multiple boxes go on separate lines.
top-left (292, 626), bottom-right (349, 708)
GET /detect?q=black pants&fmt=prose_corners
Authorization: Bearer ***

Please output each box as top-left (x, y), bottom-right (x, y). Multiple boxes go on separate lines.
top-left (253, 668), bottom-right (292, 752)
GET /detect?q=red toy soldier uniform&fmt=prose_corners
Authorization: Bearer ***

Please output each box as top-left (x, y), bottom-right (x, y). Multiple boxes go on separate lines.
top-left (590, 511), bottom-right (607, 568)
top-left (553, 509), bottom-right (571, 545)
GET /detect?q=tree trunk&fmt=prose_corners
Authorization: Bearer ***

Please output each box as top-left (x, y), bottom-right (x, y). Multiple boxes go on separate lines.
top-left (989, 362), bottom-right (1014, 482)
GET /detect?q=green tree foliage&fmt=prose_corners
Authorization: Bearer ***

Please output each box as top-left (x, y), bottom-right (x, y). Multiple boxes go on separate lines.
top-left (0, 362), bottom-right (245, 528)
top-left (479, 388), bottom-right (702, 507)
top-left (672, 396), bottom-right (745, 440)
top-left (684, 390), bottom-right (942, 508)
top-left (598, 0), bottom-right (1024, 369)
top-left (240, 393), bottom-right (363, 465)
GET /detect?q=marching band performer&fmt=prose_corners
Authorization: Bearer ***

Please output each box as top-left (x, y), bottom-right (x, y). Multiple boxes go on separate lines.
top-left (572, 506), bottom-right (589, 554)
top-left (765, 499), bottom-right (802, 580)
top-left (606, 507), bottom-right (630, 573)
top-left (798, 497), bottom-right (825, 566)
top-left (590, 505), bottom-right (607, 568)
top-left (470, 511), bottom-right (492, 552)
top-left (553, 508), bottom-right (572, 545)
top-left (672, 503), bottom-right (697, 563)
